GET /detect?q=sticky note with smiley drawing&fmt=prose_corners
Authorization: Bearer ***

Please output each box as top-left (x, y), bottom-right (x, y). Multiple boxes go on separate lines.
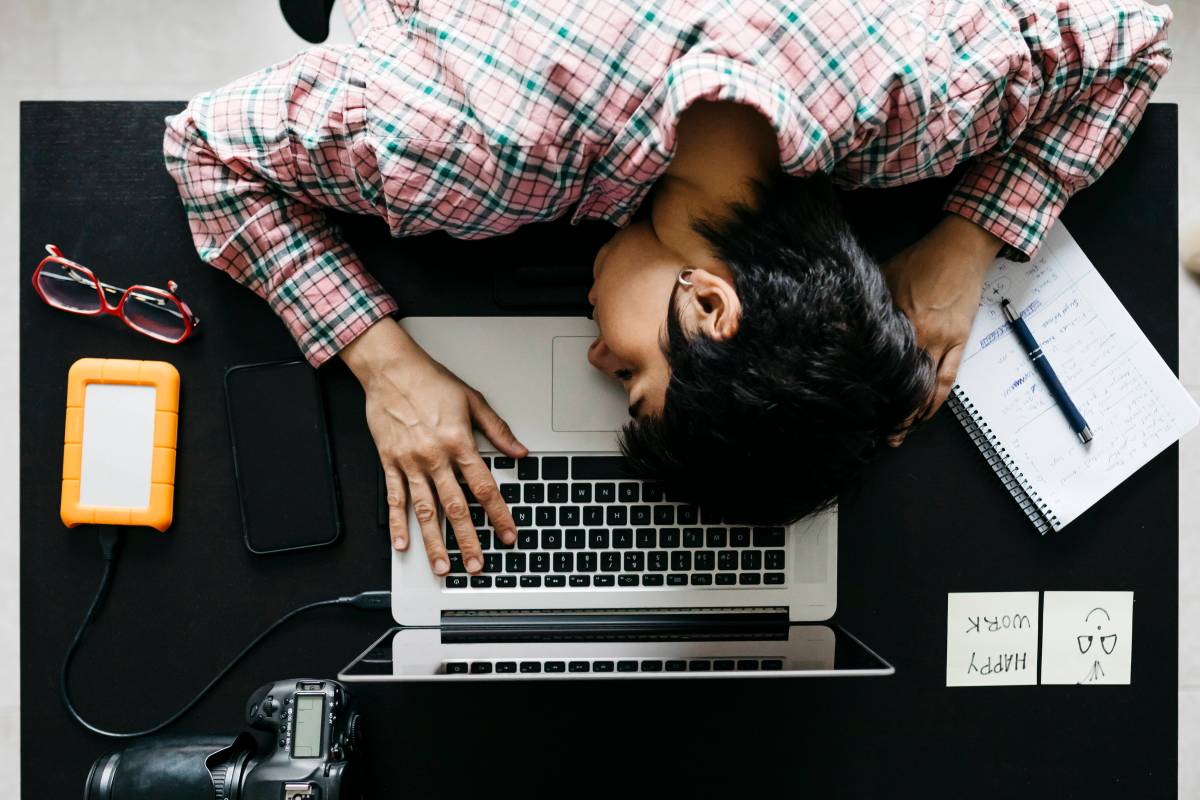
top-left (1040, 591), bottom-right (1134, 685)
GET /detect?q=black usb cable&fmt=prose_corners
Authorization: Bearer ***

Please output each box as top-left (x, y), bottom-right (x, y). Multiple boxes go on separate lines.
top-left (61, 526), bottom-right (390, 739)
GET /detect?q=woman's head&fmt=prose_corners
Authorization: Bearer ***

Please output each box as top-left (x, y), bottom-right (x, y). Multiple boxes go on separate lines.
top-left (586, 170), bottom-right (935, 523)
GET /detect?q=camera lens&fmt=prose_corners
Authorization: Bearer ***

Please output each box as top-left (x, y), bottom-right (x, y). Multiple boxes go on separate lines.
top-left (84, 752), bottom-right (121, 800)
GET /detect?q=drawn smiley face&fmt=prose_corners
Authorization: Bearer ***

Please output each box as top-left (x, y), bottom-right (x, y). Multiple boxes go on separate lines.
top-left (1077, 607), bottom-right (1118, 655)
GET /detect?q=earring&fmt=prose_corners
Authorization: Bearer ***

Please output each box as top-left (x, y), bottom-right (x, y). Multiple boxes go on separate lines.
top-left (677, 268), bottom-right (695, 287)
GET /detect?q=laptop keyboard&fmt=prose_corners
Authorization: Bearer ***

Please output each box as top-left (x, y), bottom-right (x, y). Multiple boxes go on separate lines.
top-left (439, 455), bottom-right (786, 591)
top-left (443, 657), bottom-right (786, 674)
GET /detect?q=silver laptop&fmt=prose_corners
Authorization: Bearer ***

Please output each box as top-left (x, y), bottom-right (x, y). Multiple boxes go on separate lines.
top-left (340, 317), bottom-right (893, 681)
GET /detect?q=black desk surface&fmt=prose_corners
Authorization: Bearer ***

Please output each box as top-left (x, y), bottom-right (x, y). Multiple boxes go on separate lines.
top-left (21, 102), bottom-right (1178, 798)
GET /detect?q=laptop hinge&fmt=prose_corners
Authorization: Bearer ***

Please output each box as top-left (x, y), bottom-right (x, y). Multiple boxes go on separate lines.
top-left (439, 607), bottom-right (789, 642)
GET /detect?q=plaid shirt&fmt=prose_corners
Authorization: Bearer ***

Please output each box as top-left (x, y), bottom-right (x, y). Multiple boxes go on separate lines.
top-left (164, 0), bottom-right (1173, 367)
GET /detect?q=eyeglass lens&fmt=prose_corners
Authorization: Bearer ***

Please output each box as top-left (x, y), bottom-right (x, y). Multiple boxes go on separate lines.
top-left (37, 261), bottom-right (102, 313)
top-left (122, 288), bottom-right (189, 341)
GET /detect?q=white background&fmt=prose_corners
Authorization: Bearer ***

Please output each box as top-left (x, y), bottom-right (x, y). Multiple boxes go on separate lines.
top-left (1, 0), bottom-right (1196, 790)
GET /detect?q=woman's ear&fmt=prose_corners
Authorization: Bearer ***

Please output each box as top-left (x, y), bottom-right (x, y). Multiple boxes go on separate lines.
top-left (677, 268), bottom-right (741, 341)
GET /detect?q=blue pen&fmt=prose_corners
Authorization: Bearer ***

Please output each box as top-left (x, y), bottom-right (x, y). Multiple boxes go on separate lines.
top-left (1001, 298), bottom-right (1093, 444)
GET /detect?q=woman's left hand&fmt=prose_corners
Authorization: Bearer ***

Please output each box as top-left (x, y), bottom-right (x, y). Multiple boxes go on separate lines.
top-left (884, 214), bottom-right (1004, 425)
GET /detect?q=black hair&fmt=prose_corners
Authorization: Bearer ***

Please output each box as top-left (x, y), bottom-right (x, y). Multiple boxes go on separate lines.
top-left (618, 169), bottom-right (934, 524)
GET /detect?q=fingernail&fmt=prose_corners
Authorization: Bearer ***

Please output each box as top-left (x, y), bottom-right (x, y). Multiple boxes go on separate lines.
top-left (467, 558), bottom-right (482, 573)
top-left (503, 530), bottom-right (516, 543)
top-left (393, 538), bottom-right (406, 551)
top-left (434, 559), bottom-right (449, 575)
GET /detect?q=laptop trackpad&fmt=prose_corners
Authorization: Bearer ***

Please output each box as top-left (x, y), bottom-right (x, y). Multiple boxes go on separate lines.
top-left (552, 337), bottom-right (629, 432)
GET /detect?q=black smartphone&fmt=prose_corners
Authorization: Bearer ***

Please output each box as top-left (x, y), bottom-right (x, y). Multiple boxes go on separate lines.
top-left (224, 360), bottom-right (342, 554)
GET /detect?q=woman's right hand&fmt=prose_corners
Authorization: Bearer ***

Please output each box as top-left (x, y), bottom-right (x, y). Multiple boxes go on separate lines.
top-left (340, 318), bottom-right (528, 578)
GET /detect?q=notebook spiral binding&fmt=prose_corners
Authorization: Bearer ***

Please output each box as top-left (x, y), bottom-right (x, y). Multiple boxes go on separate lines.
top-left (947, 387), bottom-right (1060, 534)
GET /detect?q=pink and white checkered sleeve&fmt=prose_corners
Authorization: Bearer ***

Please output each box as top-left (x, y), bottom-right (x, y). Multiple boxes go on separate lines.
top-left (944, 0), bottom-right (1174, 261)
top-left (163, 47), bottom-right (398, 367)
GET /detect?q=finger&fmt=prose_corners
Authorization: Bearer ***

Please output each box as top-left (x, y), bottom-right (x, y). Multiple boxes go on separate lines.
top-left (431, 466), bottom-right (483, 574)
top-left (407, 474), bottom-right (451, 577)
top-left (468, 391), bottom-right (528, 458)
top-left (924, 343), bottom-right (965, 419)
top-left (382, 463), bottom-right (409, 550)
top-left (457, 453), bottom-right (517, 547)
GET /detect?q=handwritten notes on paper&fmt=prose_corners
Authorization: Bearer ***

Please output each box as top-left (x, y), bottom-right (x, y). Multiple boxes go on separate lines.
top-left (947, 591), bottom-right (1136, 687)
top-left (946, 593), bottom-right (1039, 687)
top-left (1041, 591), bottom-right (1134, 685)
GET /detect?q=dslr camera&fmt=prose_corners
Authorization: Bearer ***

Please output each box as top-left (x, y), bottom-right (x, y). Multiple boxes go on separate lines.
top-left (86, 678), bottom-right (363, 800)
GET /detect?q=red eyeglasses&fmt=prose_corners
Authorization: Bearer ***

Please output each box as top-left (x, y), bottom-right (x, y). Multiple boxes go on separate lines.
top-left (31, 244), bottom-right (199, 344)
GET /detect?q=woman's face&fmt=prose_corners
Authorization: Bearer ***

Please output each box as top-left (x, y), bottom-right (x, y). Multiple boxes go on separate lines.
top-left (586, 220), bottom-right (685, 419)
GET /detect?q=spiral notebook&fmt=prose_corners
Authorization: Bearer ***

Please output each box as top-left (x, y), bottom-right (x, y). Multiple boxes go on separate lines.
top-left (947, 221), bottom-right (1199, 533)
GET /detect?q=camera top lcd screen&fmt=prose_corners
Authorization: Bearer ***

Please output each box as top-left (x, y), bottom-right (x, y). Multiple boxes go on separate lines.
top-left (292, 694), bottom-right (325, 758)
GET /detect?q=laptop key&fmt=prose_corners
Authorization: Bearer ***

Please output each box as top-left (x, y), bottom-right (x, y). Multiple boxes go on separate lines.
top-left (648, 552), bottom-right (667, 572)
top-left (589, 529), bottom-right (610, 549)
top-left (677, 506), bottom-right (699, 524)
top-left (583, 506), bottom-right (603, 526)
top-left (594, 575), bottom-right (616, 587)
top-left (618, 575), bottom-right (638, 587)
top-left (544, 575), bottom-right (566, 587)
top-left (542, 529), bottom-right (562, 549)
top-left (600, 552), bottom-right (620, 572)
top-left (753, 526), bottom-right (786, 547)
top-left (730, 527), bottom-right (751, 547)
top-left (741, 550), bottom-right (762, 570)
top-left (500, 483), bottom-right (520, 503)
top-left (613, 529), bottom-right (633, 549)
top-left (470, 662), bottom-right (492, 674)
top-left (517, 530), bottom-right (538, 550)
top-left (683, 528), bottom-right (704, 548)
top-left (671, 551), bottom-right (692, 571)
top-left (694, 551), bottom-right (715, 571)
top-left (737, 660), bottom-right (759, 671)
top-left (593, 661), bottom-right (614, 672)
top-left (470, 507), bottom-right (486, 526)
top-left (690, 574), bottom-right (712, 586)
top-left (653, 506), bottom-right (674, 525)
top-left (470, 575), bottom-right (492, 588)
top-left (660, 528), bottom-right (680, 548)
top-left (477, 530), bottom-right (492, 550)
top-left (688, 660), bottom-right (711, 672)
top-left (761, 659), bottom-right (784, 670)
top-left (765, 550), bottom-right (785, 570)
top-left (619, 482), bottom-right (640, 502)
top-left (446, 662), bottom-right (468, 674)
top-left (495, 575), bottom-right (517, 588)
top-left (715, 574), bottom-right (736, 585)
top-left (577, 552), bottom-right (597, 572)
top-left (596, 483), bottom-right (616, 503)
top-left (517, 457), bottom-right (539, 480)
top-left (445, 531), bottom-right (460, 550)
top-left (448, 554), bottom-right (466, 573)
top-left (569, 575), bottom-right (591, 587)
top-left (506, 553), bottom-right (527, 573)
top-left (665, 660), bottom-right (687, 672)
top-left (496, 661), bottom-right (517, 673)
top-left (542, 456), bottom-right (568, 480)
top-left (493, 456), bottom-right (514, 470)
top-left (520, 575), bottom-right (542, 587)
top-left (484, 553), bottom-right (502, 573)
top-left (568, 661), bottom-right (590, 673)
top-left (530, 553), bottom-right (550, 573)
top-left (520, 661), bottom-right (542, 673)
top-left (624, 552), bottom-right (644, 571)
top-left (617, 660), bottom-right (638, 672)
top-left (667, 574), bottom-right (688, 586)
top-left (553, 552), bottom-right (573, 572)
top-left (707, 528), bottom-right (728, 548)
top-left (635, 529), bottom-right (656, 548)
top-left (560, 507), bottom-right (580, 526)
top-left (714, 660), bottom-right (735, 671)
top-left (536, 507), bottom-right (556, 526)
top-left (512, 507), bottom-right (533, 527)
top-left (606, 506), bottom-right (627, 525)
top-left (717, 551), bottom-right (738, 570)
top-left (548, 482), bottom-right (568, 503)
top-left (765, 572), bottom-right (786, 585)
top-left (641, 574), bottom-right (664, 586)
top-left (523, 483), bottom-right (545, 504)
top-left (566, 529), bottom-right (585, 549)
top-left (445, 576), bottom-right (467, 588)
top-left (631, 505), bottom-right (651, 525)
top-left (544, 661), bottom-right (565, 673)
top-left (739, 573), bottom-right (761, 585)
top-left (571, 483), bottom-right (593, 503)
top-left (494, 533), bottom-right (514, 550)
top-left (643, 483), bottom-right (664, 502)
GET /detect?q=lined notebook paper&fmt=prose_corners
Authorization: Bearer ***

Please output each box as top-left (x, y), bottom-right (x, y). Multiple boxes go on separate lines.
top-left (947, 222), bottom-right (1199, 533)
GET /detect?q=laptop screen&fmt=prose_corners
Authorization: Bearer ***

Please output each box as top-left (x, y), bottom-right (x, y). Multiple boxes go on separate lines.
top-left (339, 624), bottom-right (892, 681)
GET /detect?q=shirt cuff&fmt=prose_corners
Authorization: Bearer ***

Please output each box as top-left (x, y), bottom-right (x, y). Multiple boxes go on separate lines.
top-left (268, 242), bottom-right (400, 368)
top-left (942, 149), bottom-right (1069, 263)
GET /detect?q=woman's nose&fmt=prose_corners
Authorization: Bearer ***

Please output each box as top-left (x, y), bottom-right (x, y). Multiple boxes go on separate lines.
top-left (587, 337), bottom-right (610, 371)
